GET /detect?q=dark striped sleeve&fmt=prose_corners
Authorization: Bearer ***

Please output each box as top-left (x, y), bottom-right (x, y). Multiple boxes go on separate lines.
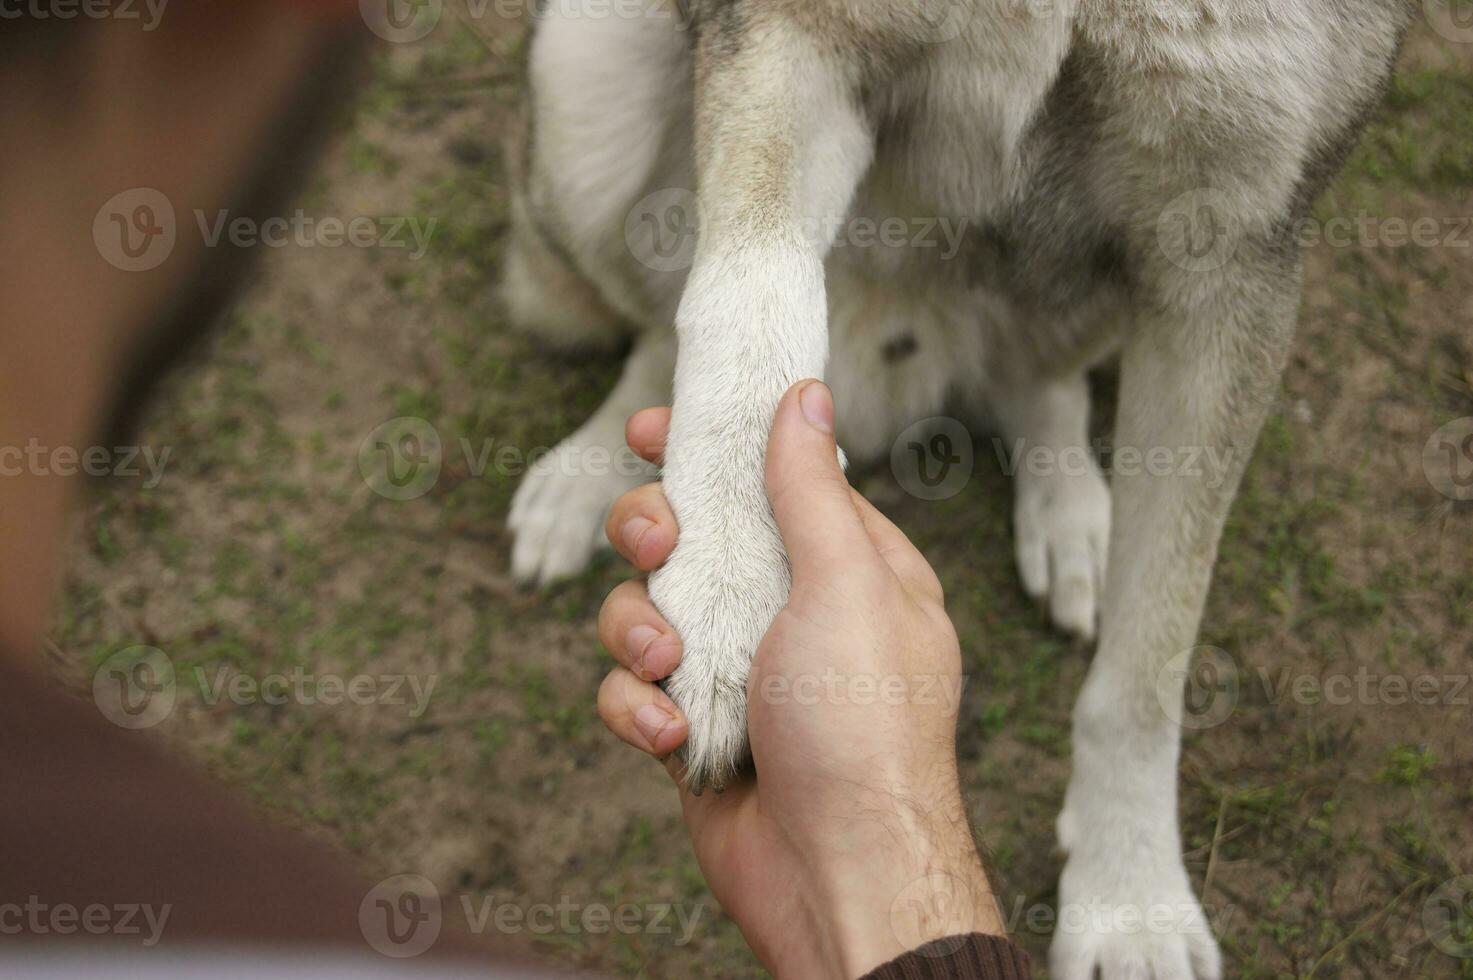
top-left (858, 933), bottom-right (1032, 980)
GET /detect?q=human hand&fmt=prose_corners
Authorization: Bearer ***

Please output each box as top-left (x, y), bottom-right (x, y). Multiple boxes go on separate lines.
top-left (596, 380), bottom-right (1005, 979)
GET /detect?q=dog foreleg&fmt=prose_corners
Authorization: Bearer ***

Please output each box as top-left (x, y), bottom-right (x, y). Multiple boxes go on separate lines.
top-left (648, 12), bottom-right (873, 791)
top-left (1051, 253), bottom-right (1299, 979)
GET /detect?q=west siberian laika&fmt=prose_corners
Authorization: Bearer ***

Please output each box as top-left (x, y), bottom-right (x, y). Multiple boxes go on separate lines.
top-left (501, 0), bottom-right (1410, 974)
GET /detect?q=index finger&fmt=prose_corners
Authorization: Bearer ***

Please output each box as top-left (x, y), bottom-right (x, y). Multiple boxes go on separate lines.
top-left (848, 489), bottom-right (945, 604)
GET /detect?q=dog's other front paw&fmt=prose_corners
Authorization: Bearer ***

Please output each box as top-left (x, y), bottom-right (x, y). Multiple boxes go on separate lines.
top-left (1050, 844), bottom-right (1222, 980)
top-left (1013, 460), bottom-right (1110, 640)
top-left (647, 505), bottom-right (789, 793)
top-left (509, 437), bottom-right (656, 586)
top-left (1053, 770), bottom-right (1221, 980)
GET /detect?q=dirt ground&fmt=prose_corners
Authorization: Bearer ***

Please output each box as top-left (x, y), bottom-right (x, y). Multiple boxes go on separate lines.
top-left (50, 8), bottom-right (1473, 978)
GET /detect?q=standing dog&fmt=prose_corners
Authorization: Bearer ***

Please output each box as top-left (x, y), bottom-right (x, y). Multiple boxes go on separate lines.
top-left (502, 1), bottom-right (1410, 974)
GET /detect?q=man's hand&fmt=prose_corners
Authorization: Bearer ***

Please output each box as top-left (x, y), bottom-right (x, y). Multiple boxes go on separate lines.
top-left (596, 380), bottom-right (1005, 979)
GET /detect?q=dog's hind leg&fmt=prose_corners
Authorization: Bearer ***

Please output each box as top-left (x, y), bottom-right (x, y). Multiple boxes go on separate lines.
top-left (984, 368), bottom-right (1110, 641)
top-left (509, 328), bottom-right (673, 585)
top-left (504, 2), bottom-right (693, 583)
top-left (648, 10), bottom-right (875, 791)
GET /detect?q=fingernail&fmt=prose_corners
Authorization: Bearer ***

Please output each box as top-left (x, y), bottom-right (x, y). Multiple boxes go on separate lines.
top-left (641, 637), bottom-right (681, 680)
top-left (799, 381), bottom-right (834, 433)
top-left (621, 517), bottom-right (654, 557)
top-left (626, 624), bottom-right (661, 674)
top-left (634, 703), bottom-right (673, 746)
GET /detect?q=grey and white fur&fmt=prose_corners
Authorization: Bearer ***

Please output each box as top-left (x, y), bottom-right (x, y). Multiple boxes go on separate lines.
top-left (500, 1), bottom-right (1411, 975)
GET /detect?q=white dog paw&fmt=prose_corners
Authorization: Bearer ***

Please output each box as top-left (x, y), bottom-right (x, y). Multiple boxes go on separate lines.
top-left (1050, 847), bottom-right (1222, 980)
top-left (1013, 461), bottom-right (1110, 640)
top-left (509, 438), bottom-right (656, 586)
top-left (647, 503), bottom-right (789, 793)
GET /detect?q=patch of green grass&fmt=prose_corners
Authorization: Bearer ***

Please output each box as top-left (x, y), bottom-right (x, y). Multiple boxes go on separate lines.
top-left (1338, 64), bottom-right (1473, 199)
top-left (1381, 744), bottom-right (1437, 787)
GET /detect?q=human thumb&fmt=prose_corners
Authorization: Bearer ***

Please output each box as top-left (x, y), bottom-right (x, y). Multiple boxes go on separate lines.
top-left (764, 380), bottom-right (872, 580)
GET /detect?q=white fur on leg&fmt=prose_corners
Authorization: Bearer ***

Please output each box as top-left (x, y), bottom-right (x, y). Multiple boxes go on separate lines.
top-left (1013, 463), bottom-right (1110, 640)
top-left (1051, 708), bottom-right (1222, 980)
top-left (649, 247), bottom-right (829, 791)
top-left (988, 374), bottom-right (1110, 639)
top-left (509, 438), bottom-right (656, 586)
top-left (646, 23), bottom-right (872, 791)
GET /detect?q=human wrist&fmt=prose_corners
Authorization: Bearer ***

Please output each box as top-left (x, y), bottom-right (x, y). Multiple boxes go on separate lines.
top-left (807, 795), bottom-right (1006, 978)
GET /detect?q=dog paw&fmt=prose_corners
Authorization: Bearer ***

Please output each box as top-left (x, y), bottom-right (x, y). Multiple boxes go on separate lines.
top-left (509, 438), bottom-right (656, 586)
top-left (647, 502), bottom-right (790, 793)
top-left (1052, 773), bottom-right (1221, 980)
top-left (1012, 461), bottom-right (1110, 640)
top-left (1050, 847), bottom-right (1222, 980)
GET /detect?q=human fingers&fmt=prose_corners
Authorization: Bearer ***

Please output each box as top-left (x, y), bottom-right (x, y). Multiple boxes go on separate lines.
top-left (597, 667), bottom-right (689, 757)
top-left (603, 482), bottom-right (678, 571)
top-left (625, 407), bottom-right (671, 466)
top-left (848, 489), bottom-right (945, 604)
top-left (597, 578), bottom-right (682, 681)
